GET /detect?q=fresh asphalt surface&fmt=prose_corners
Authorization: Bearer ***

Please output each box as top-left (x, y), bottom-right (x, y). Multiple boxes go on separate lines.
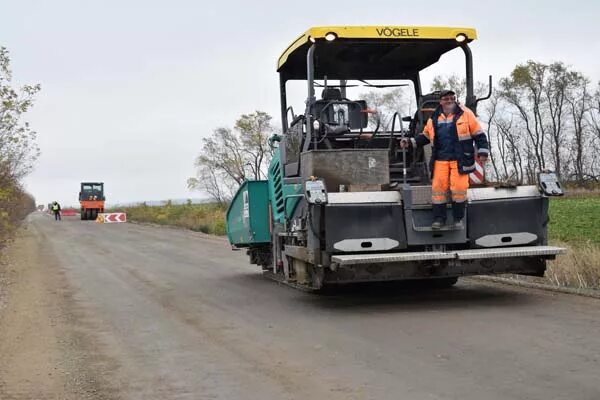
top-left (3, 212), bottom-right (599, 400)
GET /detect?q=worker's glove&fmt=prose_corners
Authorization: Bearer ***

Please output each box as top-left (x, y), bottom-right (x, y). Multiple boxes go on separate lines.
top-left (399, 138), bottom-right (411, 149)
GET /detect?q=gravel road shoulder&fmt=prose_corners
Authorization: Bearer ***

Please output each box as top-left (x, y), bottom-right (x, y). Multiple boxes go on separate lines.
top-left (0, 219), bottom-right (118, 399)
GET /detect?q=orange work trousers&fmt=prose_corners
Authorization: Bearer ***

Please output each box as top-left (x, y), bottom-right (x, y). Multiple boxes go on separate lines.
top-left (431, 160), bottom-right (469, 204)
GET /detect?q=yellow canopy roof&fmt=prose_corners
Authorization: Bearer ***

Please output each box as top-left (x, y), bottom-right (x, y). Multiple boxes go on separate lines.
top-left (277, 26), bottom-right (477, 80)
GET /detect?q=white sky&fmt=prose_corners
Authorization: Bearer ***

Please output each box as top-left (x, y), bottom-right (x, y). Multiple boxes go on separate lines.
top-left (4, 0), bottom-right (600, 206)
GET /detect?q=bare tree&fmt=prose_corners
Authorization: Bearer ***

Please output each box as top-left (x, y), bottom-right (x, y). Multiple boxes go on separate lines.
top-left (199, 127), bottom-right (247, 185)
top-left (481, 92), bottom-right (502, 180)
top-left (543, 63), bottom-right (586, 179)
top-left (484, 90), bottom-right (526, 183)
top-left (189, 111), bottom-right (276, 203)
top-left (496, 116), bottom-right (525, 182)
top-left (187, 168), bottom-right (230, 205)
top-left (431, 74), bottom-right (466, 102)
top-left (566, 78), bottom-right (591, 182)
top-left (586, 83), bottom-right (600, 180)
top-left (587, 83), bottom-right (600, 144)
top-left (235, 111), bottom-right (274, 180)
top-left (499, 61), bottom-right (548, 173)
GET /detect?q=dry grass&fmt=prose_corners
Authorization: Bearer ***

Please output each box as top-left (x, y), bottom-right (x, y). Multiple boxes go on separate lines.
top-left (116, 202), bottom-right (227, 236)
top-left (546, 241), bottom-right (600, 289)
top-left (564, 190), bottom-right (600, 198)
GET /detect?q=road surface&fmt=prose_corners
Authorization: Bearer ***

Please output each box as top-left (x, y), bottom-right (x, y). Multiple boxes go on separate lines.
top-left (0, 212), bottom-right (598, 399)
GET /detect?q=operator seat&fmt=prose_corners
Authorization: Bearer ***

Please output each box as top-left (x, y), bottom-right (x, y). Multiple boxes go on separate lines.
top-left (321, 87), bottom-right (343, 101)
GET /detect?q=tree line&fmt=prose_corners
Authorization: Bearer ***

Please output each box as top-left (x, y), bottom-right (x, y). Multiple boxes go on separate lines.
top-left (190, 60), bottom-right (599, 202)
top-left (433, 61), bottom-right (600, 185)
top-left (0, 46), bottom-right (39, 242)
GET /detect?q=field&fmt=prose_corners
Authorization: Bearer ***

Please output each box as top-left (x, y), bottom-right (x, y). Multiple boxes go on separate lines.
top-left (548, 196), bottom-right (600, 245)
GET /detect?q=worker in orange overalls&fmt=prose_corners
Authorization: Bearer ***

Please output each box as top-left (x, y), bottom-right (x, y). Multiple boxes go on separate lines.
top-left (402, 90), bottom-right (489, 229)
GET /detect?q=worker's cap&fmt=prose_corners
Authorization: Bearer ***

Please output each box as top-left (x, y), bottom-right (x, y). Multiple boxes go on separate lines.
top-left (440, 89), bottom-right (456, 98)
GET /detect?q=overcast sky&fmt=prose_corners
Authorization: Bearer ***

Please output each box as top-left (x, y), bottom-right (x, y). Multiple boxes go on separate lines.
top-left (4, 0), bottom-right (600, 206)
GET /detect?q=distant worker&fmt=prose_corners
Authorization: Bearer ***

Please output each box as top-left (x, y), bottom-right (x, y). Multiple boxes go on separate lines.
top-left (51, 201), bottom-right (61, 221)
top-left (401, 89), bottom-right (489, 229)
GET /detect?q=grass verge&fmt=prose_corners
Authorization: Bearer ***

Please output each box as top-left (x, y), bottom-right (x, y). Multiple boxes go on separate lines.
top-left (117, 202), bottom-right (227, 236)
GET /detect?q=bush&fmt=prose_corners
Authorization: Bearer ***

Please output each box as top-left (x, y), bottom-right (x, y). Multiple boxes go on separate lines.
top-left (0, 176), bottom-right (36, 245)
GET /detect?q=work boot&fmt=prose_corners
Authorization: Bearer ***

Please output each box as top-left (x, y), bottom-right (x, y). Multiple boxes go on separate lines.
top-left (452, 219), bottom-right (464, 230)
top-left (431, 203), bottom-right (446, 229)
top-left (452, 201), bottom-right (465, 221)
top-left (431, 218), bottom-right (445, 230)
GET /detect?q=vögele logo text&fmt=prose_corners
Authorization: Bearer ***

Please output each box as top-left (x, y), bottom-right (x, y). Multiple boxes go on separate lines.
top-left (375, 27), bottom-right (420, 37)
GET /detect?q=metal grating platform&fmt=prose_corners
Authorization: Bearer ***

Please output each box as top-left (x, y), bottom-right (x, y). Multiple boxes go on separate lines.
top-left (410, 185), bottom-right (433, 205)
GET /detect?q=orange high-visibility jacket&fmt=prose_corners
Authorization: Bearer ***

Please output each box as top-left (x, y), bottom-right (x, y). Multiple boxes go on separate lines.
top-left (414, 104), bottom-right (489, 174)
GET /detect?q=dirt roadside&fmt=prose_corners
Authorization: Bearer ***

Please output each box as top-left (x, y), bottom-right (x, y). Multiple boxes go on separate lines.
top-left (0, 220), bottom-right (118, 399)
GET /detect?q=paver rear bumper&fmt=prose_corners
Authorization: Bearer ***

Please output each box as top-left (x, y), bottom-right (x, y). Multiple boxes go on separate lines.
top-left (331, 245), bottom-right (565, 266)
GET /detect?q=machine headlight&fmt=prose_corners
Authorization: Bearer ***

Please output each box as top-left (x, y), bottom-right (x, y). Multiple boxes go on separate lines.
top-left (313, 120), bottom-right (320, 130)
top-left (455, 33), bottom-right (467, 43)
top-left (325, 32), bottom-right (337, 41)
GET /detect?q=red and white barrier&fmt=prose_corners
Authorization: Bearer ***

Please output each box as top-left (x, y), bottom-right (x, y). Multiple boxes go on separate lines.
top-left (469, 157), bottom-right (485, 185)
top-left (97, 213), bottom-right (127, 223)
